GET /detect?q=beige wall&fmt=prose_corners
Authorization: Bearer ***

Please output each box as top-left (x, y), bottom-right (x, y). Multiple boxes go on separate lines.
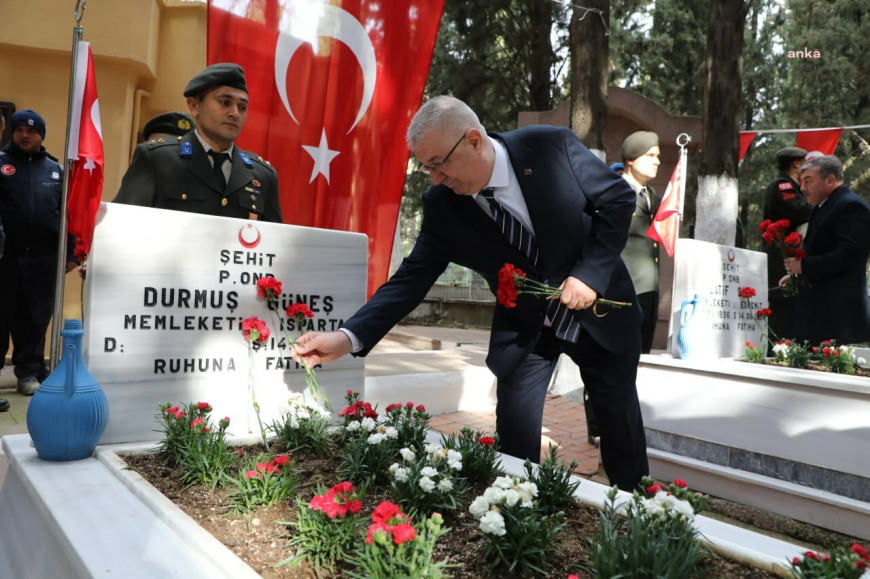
top-left (0, 0), bottom-right (207, 350)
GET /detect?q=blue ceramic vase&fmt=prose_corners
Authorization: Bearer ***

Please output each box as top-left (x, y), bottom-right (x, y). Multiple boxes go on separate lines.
top-left (26, 319), bottom-right (109, 461)
top-left (677, 294), bottom-right (707, 360)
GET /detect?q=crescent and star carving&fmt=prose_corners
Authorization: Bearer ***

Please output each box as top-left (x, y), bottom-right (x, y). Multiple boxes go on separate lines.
top-left (274, 4), bottom-right (377, 184)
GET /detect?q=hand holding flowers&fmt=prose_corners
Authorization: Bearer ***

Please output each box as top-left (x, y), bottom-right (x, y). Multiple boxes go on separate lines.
top-left (497, 263), bottom-right (630, 316)
top-left (759, 218), bottom-right (809, 296)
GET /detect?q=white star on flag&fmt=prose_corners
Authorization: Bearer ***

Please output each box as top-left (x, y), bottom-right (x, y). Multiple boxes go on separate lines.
top-left (302, 129), bottom-right (340, 184)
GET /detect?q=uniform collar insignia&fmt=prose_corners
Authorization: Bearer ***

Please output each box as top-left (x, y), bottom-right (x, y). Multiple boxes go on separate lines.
top-left (239, 152), bottom-right (253, 168)
top-left (180, 141), bottom-right (193, 157)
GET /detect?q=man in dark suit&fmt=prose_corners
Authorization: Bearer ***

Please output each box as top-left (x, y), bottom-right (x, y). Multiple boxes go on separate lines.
top-left (114, 63), bottom-right (282, 222)
top-left (784, 155), bottom-right (870, 345)
top-left (294, 96), bottom-right (648, 491)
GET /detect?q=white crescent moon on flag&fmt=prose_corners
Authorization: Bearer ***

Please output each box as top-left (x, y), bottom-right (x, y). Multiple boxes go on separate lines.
top-left (274, 4), bottom-right (377, 134)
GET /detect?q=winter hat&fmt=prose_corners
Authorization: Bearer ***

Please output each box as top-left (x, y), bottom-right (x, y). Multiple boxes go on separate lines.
top-left (10, 109), bottom-right (46, 139)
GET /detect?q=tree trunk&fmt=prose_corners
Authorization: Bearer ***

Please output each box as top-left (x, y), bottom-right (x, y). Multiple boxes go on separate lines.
top-left (569, 0), bottom-right (609, 158)
top-left (696, 0), bottom-right (750, 245)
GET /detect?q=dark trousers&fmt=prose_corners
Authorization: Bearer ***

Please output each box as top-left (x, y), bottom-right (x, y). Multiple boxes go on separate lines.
top-left (495, 327), bottom-right (649, 491)
top-left (0, 253), bottom-right (56, 380)
top-left (637, 291), bottom-right (659, 354)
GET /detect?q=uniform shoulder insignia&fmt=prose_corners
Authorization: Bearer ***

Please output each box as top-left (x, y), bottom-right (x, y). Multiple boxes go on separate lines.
top-left (778, 181), bottom-right (794, 191)
top-left (145, 138), bottom-right (180, 149)
top-left (257, 156), bottom-right (272, 166)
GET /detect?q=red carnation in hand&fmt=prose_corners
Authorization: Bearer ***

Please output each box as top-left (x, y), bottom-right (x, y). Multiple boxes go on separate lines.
top-left (497, 263), bottom-right (526, 308)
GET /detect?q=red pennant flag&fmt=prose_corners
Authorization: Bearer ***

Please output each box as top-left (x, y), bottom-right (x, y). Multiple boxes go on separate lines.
top-left (646, 153), bottom-right (686, 258)
top-left (795, 128), bottom-right (843, 156)
top-left (738, 131), bottom-right (756, 162)
top-left (66, 41), bottom-right (104, 260)
top-left (207, 0), bottom-right (445, 296)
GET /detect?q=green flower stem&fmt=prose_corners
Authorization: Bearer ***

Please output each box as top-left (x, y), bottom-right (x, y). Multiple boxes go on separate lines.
top-left (515, 276), bottom-right (631, 308)
top-left (266, 303), bottom-right (332, 411)
top-left (248, 343), bottom-right (270, 451)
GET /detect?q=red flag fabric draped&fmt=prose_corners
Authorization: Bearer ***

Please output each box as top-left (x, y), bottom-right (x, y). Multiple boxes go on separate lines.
top-left (646, 152), bottom-right (685, 258)
top-left (795, 128), bottom-right (843, 156)
top-left (66, 41), bottom-right (104, 260)
top-left (738, 131), bottom-right (756, 162)
top-left (207, 0), bottom-right (445, 296)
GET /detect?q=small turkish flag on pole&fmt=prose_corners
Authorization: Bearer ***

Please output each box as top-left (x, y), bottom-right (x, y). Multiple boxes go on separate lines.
top-left (66, 40), bottom-right (104, 260)
top-left (646, 140), bottom-right (688, 258)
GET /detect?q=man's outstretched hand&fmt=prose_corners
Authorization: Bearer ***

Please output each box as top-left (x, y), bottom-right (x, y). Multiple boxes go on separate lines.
top-left (292, 331), bottom-right (353, 367)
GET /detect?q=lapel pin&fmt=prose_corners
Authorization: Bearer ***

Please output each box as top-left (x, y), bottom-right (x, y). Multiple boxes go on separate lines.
top-left (524, 168), bottom-right (533, 175)
top-left (252, 179), bottom-right (262, 187)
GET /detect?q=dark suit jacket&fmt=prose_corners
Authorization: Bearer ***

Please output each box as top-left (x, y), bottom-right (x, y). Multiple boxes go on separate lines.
top-left (343, 125), bottom-right (641, 378)
top-left (113, 131), bottom-right (282, 222)
top-left (792, 184), bottom-right (870, 345)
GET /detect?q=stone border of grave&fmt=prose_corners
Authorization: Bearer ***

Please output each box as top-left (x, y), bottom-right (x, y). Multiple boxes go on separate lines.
top-left (637, 354), bottom-right (870, 540)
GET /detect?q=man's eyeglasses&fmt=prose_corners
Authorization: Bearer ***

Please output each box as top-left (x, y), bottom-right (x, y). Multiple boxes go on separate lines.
top-left (416, 132), bottom-right (467, 175)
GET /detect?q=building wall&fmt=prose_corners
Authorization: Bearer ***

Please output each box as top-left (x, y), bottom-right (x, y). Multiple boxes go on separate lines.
top-left (0, 0), bottom-right (207, 351)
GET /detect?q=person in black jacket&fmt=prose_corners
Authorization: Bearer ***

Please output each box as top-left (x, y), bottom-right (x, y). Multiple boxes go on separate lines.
top-left (0, 110), bottom-right (78, 395)
top-left (761, 146), bottom-right (812, 342)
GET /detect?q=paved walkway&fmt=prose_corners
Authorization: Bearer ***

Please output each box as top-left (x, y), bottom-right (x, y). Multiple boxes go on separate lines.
top-left (1, 325), bottom-right (604, 483)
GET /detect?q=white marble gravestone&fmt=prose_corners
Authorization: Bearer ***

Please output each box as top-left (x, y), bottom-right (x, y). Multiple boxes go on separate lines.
top-left (668, 238), bottom-right (767, 359)
top-left (84, 203), bottom-right (367, 444)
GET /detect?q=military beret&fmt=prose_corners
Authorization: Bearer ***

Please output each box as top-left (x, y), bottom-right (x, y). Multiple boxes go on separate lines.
top-left (621, 131), bottom-right (659, 161)
top-left (183, 63), bottom-right (248, 97)
top-left (142, 112), bottom-right (195, 140)
top-left (776, 146), bottom-right (807, 162)
top-left (610, 162), bottom-right (624, 172)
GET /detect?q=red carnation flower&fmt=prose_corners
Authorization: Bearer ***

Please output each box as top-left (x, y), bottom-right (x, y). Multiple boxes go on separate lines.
top-left (286, 302), bottom-right (315, 320)
top-left (256, 276), bottom-right (283, 300)
top-left (738, 287), bottom-right (756, 299)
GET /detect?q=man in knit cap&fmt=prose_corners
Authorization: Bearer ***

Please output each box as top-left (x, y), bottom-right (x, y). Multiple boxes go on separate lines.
top-left (0, 110), bottom-right (79, 397)
top-left (115, 63), bottom-right (282, 222)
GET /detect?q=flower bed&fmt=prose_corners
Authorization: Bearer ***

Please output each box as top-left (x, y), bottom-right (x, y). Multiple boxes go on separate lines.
top-left (116, 391), bottom-right (827, 578)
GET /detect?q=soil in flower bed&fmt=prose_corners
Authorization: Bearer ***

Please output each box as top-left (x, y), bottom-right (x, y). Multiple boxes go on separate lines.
top-left (124, 446), bottom-right (785, 578)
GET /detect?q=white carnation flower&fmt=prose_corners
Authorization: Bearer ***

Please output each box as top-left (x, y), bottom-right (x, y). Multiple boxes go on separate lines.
top-left (384, 426), bottom-right (399, 439)
top-left (392, 466), bottom-right (409, 482)
top-left (469, 496), bottom-right (491, 517)
top-left (518, 481), bottom-right (538, 498)
top-left (483, 487), bottom-right (506, 505)
top-left (424, 443), bottom-right (439, 455)
top-left (419, 476), bottom-right (436, 493)
top-left (345, 421), bottom-right (361, 432)
top-left (420, 466), bottom-right (439, 477)
top-left (438, 479), bottom-right (454, 492)
top-left (503, 489), bottom-right (520, 507)
top-left (360, 417), bottom-right (377, 431)
top-left (493, 476), bottom-right (515, 490)
top-left (479, 511), bottom-right (506, 536)
top-left (399, 447), bottom-right (416, 462)
top-left (367, 432), bottom-right (386, 445)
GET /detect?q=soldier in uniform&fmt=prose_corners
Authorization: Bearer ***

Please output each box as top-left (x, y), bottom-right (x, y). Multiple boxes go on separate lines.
top-left (762, 146), bottom-right (812, 342)
top-left (114, 63), bottom-right (282, 222)
top-left (141, 111), bottom-right (195, 142)
top-left (619, 131), bottom-right (661, 354)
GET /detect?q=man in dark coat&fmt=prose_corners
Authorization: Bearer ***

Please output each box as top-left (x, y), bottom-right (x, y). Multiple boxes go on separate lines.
top-left (114, 63), bottom-right (282, 222)
top-left (293, 96), bottom-right (648, 492)
top-left (784, 155), bottom-right (870, 345)
top-left (762, 146), bottom-right (812, 341)
top-left (0, 110), bottom-right (78, 396)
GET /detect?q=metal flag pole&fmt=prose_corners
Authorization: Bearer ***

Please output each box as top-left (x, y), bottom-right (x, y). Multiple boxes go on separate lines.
top-left (49, 0), bottom-right (86, 370)
top-left (667, 133), bottom-right (690, 355)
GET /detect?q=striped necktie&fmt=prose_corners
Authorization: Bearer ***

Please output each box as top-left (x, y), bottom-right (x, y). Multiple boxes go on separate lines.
top-left (479, 188), bottom-right (539, 266)
top-left (480, 188), bottom-right (580, 342)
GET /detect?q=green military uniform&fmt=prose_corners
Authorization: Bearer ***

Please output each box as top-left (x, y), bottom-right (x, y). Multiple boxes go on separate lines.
top-left (113, 131), bottom-right (282, 222)
top-left (621, 175), bottom-right (661, 296)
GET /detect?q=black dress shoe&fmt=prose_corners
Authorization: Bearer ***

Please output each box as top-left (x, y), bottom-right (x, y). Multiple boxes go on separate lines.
top-left (0, 398), bottom-right (10, 412)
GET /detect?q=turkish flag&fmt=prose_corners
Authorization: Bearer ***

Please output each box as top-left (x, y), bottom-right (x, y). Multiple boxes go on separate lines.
top-left (207, 0), bottom-right (444, 296)
top-left (795, 128), bottom-right (843, 156)
top-left (646, 152), bottom-right (686, 258)
top-left (66, 41), bottom-right (104, 260)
